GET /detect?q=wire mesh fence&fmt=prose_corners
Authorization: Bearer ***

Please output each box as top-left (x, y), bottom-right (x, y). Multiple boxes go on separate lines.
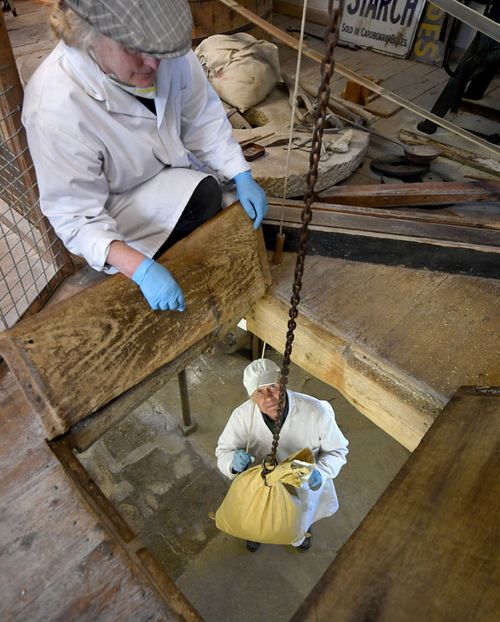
top-left (0, 10), bottom-right (73, 330)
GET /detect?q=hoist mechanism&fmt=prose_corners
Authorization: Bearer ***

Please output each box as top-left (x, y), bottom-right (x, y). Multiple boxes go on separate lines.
top-left (265, 0), bottom-right (345, 470)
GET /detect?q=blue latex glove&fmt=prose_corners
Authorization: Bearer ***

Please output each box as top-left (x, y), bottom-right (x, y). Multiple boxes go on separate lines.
top-left (231, 449), bottom-right (252, 473)
top-left (132, 258), bottom-right (185, 312)
top-left (234, 171), bottom-right (268, 230)
top-left (308, 469), bottom-right (323, 491)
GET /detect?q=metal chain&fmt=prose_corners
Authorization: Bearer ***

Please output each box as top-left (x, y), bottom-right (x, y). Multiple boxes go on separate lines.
top-left (264, 0), bottom-right (344, 471)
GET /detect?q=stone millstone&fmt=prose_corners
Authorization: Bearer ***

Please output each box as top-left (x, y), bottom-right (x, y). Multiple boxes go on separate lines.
top-left (234, 87), bottom-right (370, 198)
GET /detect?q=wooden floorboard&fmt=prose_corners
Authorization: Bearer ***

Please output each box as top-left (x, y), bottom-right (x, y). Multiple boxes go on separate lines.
top-left (246, 254), bottom-right (500, 449)
top-left (292, 386), bottom-right (500, 622)
top-left (0, 372), bottom-right (201, 621)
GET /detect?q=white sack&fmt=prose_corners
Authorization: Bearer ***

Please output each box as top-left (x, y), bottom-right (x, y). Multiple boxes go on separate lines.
top-left (195, 33), bottom-right (281, 113)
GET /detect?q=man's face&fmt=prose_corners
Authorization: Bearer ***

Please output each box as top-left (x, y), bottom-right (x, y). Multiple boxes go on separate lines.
top-left (93, 35), bottom-right (161, 87)
top-left (252, 383), bottom-right (281, 420)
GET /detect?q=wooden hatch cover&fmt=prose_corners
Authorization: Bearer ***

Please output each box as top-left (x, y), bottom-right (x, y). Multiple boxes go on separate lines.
top-left (0, 203), bottom-right (271, 439)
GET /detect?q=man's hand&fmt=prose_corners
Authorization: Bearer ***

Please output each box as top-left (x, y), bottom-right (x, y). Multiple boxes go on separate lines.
top-left (308, 469), bottom-right (323, 491)
top-left (231, 449), bottom-right (252, 473)
top-left (234, 171), bottom-right (268, 229)
top-left (132, 258), bottom-right (185, 311)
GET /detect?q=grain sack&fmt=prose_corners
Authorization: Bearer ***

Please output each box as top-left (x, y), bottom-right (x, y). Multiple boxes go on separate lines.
top-left (195, 33), bottom-right (281, 112)
top-left (215, 448), bottom-right (314, 544)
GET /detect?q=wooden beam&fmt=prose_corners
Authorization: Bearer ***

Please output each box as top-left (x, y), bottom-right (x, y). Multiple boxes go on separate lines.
top-left (292, 386), bottom-right (500, 622)
top-left (0, 204), bottom-right (271, 439)
top-left (266, 197), bottom-right (500, 252)
top-left (0, 372), bottom-right (202, 621)
top-left (247, 291), bottom-right (436, 450)
top-left (315, 180), bottom-right (500, 208)
top-left (399, 129), bottom-right (500, 177)
top-left (51, 436), bottom-right (203, 621)
top-left (246, 255), bottom-right (500, 449)
top-left (218, 0), bottom-right (500, 158)
top-left (429, 0), bottom-right (500, 43)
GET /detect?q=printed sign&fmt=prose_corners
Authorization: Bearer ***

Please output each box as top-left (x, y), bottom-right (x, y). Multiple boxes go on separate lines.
top-left (339, 0), bottom-right (427, 58)
top-left (410, 2), bottom-right (452, 66)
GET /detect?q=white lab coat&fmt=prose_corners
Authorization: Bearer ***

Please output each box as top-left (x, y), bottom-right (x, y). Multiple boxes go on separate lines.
top-left (22, 42), bottom-right (249, 273)
top-left (216, 391), bottom-right (349, 544)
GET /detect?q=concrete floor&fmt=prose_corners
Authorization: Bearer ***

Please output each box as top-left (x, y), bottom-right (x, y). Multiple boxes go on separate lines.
top-left (78, 342), bottom-right (409, 621)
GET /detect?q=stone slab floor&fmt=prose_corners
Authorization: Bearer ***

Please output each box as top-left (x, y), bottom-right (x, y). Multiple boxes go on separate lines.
top-left (78, 343), bottom-right (409, 621)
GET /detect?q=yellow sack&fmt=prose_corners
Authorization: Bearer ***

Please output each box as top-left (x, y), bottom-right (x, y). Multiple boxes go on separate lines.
top-left (215, 448), bottom-right (314, 545)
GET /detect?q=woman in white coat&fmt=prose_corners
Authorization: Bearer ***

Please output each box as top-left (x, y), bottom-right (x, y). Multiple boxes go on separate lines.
top-left (216, 358), bottom-right (349, 551)
top-left (22, 0), bottom-right (268, 312)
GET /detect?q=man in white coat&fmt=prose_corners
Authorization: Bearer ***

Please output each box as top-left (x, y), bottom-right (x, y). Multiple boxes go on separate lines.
top-left (22, 0), bottom-right (268, 312)
top-left (216, 358), bottom-right (349, 552)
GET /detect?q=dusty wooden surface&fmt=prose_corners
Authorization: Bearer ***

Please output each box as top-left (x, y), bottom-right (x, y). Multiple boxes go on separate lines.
top-left (0, 204), bottom-right (271, 439)
top-left (315, 180), bottom-right (500, 207)
top-left (0, 371), bottom-right (201, 621)
top-left (266, 197), bottom-right (500, 251)
top-left (291, 386), bottom-right (500, 622)
top-left (246, 254), bottom-right (500, 449)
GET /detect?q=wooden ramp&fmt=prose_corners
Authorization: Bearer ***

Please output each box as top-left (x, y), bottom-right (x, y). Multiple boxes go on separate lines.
top-left (292, 386), bottom-right (500, 622)
top-left (246, 254), bottom-right (500, 449)
top-left (0, 204), bottom-right (271, 439)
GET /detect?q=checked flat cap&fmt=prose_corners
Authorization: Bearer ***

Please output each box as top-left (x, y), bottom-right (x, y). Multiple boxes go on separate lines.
top-left (65, 0), bottom-right (193, 58)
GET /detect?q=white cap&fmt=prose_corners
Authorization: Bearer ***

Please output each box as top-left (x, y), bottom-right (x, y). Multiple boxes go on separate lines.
top-left (243, 358), bottom-right (280, 396)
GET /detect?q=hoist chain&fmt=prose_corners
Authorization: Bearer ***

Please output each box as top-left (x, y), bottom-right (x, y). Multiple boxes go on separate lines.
top-left (266, 0), bottom-right (344, 469)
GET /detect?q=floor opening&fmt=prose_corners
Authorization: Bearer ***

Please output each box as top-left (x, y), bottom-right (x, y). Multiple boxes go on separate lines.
top-left (75, 343), bottom-right (409, 621)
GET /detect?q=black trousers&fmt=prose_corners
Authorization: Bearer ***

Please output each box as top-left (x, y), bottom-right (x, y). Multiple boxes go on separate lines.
top-left (153, 176), bottom-right (222, 259)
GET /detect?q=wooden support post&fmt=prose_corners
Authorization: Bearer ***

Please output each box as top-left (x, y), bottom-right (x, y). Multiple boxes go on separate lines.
top-left (178, 369), bottom-right (197, 436)
top-left (251, 332), bottom-right (264, 361)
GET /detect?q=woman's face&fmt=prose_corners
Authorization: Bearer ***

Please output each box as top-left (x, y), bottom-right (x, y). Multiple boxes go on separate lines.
top-left (92, 35), bottom-right (160, 87)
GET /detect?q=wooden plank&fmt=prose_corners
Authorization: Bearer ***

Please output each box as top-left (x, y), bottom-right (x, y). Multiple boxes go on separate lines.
top-left (190, 0), bottom-right (272, 41)
top-left (0, 372), bottom-right (201, 621)
top-left (430, 0), bottom-right (500, 43)
top-left (266, 199), bottom-right (500, 250)
top-left (262, 223), bottom-right (500, 279)
top-left (245, 255), bottom-right (500, 449)
top-left (363, 95), bottom-right (402, 117)
top-left (292, 387), bottom-right (500, 622)
top-left (399, 129), bottom-right (500, 177)
top-left (315, 180), bottom-right (500, 208)
top-left (218, 0), bottom-right (500, 158)
top-left (0, 204), bottom-right (271, 439)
